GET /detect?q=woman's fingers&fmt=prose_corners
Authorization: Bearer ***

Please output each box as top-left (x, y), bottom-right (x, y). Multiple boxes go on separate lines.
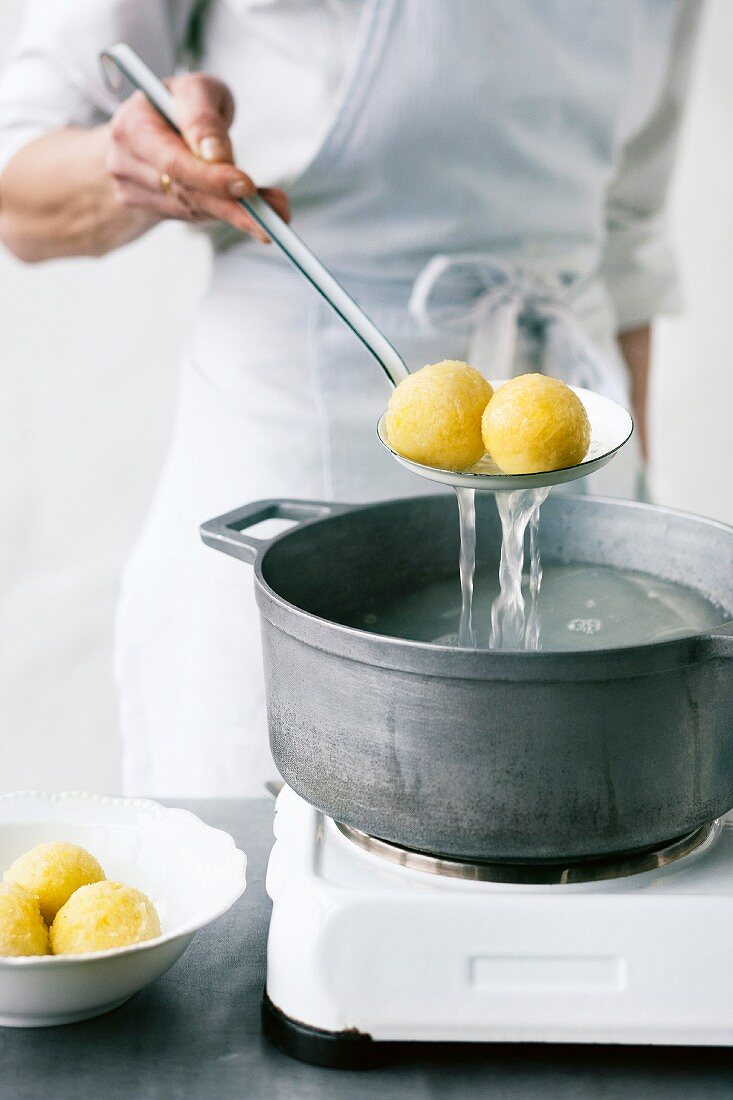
top-left (194, 192), bottom-right (275, 239)
top-left (112, 174), bottom-right (272, 242)
top-left (109, 145), bottom-right (288, 242)
top-left (260, 188), bottom-right (291, 223)
top-left (109, 134), bottom-right (254, 211)
top-left (173, 74), bottom-right (236, 164)
top-left (110, 180), bottom-right (208, 222)
top-left (110, 90), bottom-right (254, 201)
top-left (107, 74), bottom-right (291, 243)
top-left (107, 139), bottom-right (249, 205)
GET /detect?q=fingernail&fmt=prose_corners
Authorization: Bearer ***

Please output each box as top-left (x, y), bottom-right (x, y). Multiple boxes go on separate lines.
top-left (199, 136), bottom-right (228, 162)
top-left (229, 178), bottom-right (250, 198)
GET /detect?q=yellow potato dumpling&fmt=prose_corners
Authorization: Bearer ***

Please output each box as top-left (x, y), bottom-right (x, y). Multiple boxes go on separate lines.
top-left (4, 841), bottom-right (105, 925)
top-left (0, 883), bottom-right (50, 956)
top-left (481, 373), bottom-right (591, 475)
top-left (385, 360), bottom-right (493, 472)
top-left (51, 881), bottom-right (161, 955)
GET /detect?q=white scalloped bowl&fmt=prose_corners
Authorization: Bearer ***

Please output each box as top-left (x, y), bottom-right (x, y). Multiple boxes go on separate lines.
top-left (0, 792), bottom-right (246, 1027)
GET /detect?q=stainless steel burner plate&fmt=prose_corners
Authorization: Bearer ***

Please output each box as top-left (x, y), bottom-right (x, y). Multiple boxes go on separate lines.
top-left (335, 820), bottom-right (718, 885)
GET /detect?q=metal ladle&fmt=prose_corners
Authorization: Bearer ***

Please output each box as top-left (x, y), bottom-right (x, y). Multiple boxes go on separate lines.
top-left (101, 45), bottom-right (632, 493)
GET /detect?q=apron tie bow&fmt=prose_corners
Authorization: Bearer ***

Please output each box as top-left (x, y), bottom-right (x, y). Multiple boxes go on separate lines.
top-left (408, 253), bottom-right (618, 399)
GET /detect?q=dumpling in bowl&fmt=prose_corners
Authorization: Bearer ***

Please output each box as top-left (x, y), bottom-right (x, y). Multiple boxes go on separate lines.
top-left (0, 883), bottom-right (49, 956)
top-left (4, 841), bottom-right (105, 924)
top-left (51, 881), bottom-right (161, 955)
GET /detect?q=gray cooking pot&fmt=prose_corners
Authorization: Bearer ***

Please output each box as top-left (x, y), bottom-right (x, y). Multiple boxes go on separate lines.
top-left (201, 494), bottom-right (733, 863)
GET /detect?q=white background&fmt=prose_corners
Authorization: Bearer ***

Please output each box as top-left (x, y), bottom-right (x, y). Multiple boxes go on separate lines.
top-left (1, 0), bottom-right (732, 795)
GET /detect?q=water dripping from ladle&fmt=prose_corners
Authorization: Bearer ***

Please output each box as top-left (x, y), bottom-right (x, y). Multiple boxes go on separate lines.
top-left (490, 488), bottom-right (550, 650)
top-left (455, 487), bottom-right (477, 647)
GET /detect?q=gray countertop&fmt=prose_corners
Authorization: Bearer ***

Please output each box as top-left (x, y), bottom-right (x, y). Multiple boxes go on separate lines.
top-left (2, 798), bottom-right (732, 1099)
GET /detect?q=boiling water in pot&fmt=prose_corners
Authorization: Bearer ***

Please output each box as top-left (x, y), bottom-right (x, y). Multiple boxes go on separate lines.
top-left (348, 560), bottom-right (724, 651)
top-left (346, 489), bottom-right (726, 651)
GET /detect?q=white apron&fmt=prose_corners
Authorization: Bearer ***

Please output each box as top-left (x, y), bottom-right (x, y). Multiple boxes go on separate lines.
top-left (117, 0), bottom-right (653, 797)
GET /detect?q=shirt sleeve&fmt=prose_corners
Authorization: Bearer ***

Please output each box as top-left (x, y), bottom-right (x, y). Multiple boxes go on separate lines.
top-left (600, 0), bottom-right (704, 332)
top-left (0, 0), bottom-right (198, 176)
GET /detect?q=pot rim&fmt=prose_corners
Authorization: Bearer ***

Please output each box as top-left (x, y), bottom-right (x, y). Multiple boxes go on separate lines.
top-left (250, 494), bottom-right (733, 683)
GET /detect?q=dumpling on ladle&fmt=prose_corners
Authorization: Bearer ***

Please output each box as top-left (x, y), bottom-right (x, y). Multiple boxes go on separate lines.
top-left (482, 373), bottom-right (591, 475)
top-left (385, 360), bottom-right (493, 471)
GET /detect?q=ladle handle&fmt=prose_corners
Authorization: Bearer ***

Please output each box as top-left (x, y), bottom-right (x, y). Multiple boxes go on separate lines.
top-left (100, 45), bottom-right (409, 388)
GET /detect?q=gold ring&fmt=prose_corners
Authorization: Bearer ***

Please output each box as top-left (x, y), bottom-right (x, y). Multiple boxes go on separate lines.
top-left (160, 172), bottom-right (172, 195)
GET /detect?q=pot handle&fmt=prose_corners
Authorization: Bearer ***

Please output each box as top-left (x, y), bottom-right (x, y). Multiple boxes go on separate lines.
top-left (200, 499), bottom-right (355, 564)
top-left (696, 621), bottom-right (733, 661)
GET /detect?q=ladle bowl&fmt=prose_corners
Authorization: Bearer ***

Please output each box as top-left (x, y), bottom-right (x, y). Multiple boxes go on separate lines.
top-left (378, 381), bottom-right (633, 491)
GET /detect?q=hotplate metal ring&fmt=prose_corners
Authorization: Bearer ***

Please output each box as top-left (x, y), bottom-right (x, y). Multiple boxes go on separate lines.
top-left (334, 820), bottom-right (719, 885)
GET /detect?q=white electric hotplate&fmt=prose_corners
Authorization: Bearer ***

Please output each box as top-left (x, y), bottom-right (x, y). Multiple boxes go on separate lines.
top-left (263, 786), bottom-right (733, 1065)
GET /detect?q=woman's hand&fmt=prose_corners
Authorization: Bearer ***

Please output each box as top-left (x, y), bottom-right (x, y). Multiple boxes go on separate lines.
top-left (0, 73), bottom-right (290, 262)
top-left (106, 73), bottom-right (290, 242)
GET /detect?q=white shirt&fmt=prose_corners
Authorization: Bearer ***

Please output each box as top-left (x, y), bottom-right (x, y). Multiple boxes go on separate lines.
top-left (0, 0), bottom-right (702, 329)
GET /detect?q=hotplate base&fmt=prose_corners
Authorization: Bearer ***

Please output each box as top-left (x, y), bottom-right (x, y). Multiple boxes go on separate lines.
top-left (265, 787), bottom-right (733, 1065)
